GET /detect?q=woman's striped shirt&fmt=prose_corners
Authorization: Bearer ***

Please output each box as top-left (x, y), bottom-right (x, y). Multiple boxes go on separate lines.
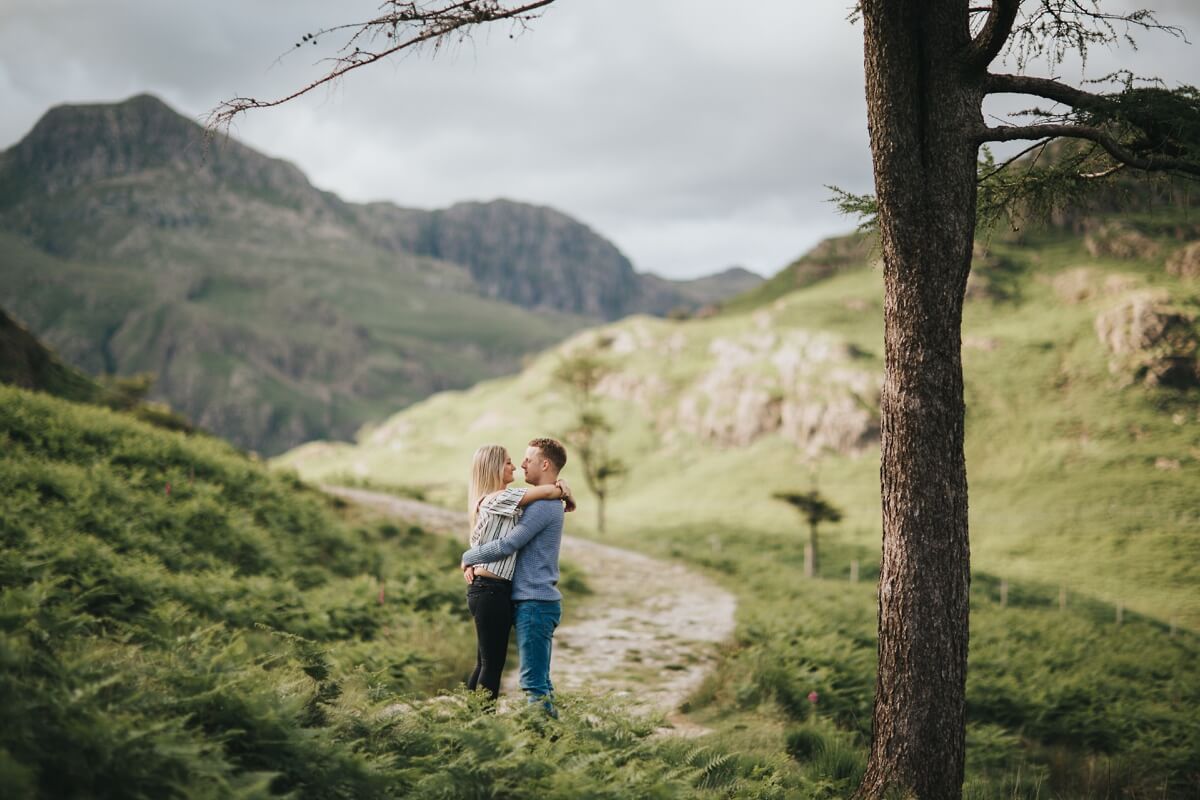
top-left (469, 487), bottom-right (526, 580)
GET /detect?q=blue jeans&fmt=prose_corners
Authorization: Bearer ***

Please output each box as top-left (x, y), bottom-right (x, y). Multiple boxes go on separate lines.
top-left (513, 599), bottom-right (561, 711)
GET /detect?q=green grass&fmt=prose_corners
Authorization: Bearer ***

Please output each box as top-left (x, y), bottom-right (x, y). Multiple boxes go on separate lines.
top-left (283, 221), bottom-right (1199, 629)
top-left (0, 384), bottom-right (465, 796)
top-left (277, 217), bottom-right (1200, 795)
top-left (1, 384), bottom-right (832, 798)
top-left (604, 519), bottom-right (1200, 798)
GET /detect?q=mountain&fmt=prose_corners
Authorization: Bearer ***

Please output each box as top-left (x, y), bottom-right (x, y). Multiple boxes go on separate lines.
top-left (360, 199), bottom-right (647, 318)
top-left (0, 94), bottom-right (757, 454)
top-left (640, 266), bottom-right (766, 313)
top-left (356, 200), bottom-right (763, 317)
top-left (279, 217), bottom-right (1200, 632)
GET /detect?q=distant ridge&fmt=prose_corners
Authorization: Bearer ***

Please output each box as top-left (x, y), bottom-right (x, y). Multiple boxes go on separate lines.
top-left (723, 233), bottom-right (875, 313)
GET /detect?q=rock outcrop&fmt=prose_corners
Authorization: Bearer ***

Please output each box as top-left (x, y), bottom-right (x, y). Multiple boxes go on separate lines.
top-left (379, 199), bottom-right (646, 320)
top-left (1049, 267), bottom-right (1137, 305)
top-left (586, 324), bottom-right (881, 457)
top-left (1167, 242), bottom-right (1200, 280)
top-left (1095, 290), bottom-right (1199, 388)
top-left (1083, 222), bottom-right (1161, 261)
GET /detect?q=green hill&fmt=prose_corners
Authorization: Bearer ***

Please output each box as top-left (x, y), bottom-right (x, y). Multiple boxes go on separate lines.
top-left (720, 231), bottom-right (877, 314)
top-left (0, 307), bottom-right (100, 404)
top-left (1, 384), bottom-right (817, 798)
top-left (275, 217), bottom-right (1200, 793)
top-left (278, 218), bottom-right (1200, 630)
top-left (1, 305), bottom-right (196, 433)
top-left (3, 247), bottom-right (1197, 794)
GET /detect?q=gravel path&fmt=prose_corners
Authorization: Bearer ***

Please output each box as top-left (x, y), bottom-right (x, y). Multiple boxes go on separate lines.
top-left (324, 485), bottom-right (737, 728)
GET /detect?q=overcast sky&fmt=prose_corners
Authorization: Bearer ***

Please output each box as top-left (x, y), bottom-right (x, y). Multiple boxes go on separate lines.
top-left (2, 1), bottom-right (1198, 279)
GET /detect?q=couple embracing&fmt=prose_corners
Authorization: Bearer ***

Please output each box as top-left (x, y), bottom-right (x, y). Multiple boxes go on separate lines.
top-left (460, 438), bottom-right (577, 715)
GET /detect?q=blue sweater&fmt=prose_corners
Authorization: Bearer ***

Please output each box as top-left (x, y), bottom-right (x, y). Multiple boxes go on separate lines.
top-left (461, 498), bottom-right (563, 602)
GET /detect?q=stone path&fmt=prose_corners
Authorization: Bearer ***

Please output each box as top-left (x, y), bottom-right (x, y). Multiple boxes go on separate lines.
top-left (324, 485), bottom-right (737, 730)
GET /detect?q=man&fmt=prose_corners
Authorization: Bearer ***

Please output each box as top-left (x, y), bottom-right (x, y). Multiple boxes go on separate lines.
top-left (461, 437), bottom-right (569, 714)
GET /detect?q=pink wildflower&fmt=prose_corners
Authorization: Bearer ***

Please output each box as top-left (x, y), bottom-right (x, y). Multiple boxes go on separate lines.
top-left (807, 691), bottom-right (819, 704)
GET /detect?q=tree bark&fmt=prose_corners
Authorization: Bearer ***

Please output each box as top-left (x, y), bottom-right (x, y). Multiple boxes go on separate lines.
top-left (857, 2), bottom-right (978, 798)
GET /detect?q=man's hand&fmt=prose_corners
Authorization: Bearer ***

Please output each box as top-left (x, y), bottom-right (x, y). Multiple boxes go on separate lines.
top-left (462, 564), bottom-right (475, 584)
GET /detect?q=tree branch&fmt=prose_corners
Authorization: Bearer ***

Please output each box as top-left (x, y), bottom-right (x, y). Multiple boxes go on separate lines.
top-left (984, 72), bottom-right (1107, 110)
top-left (977, 138), bottom-right (1050, 184)
top-left (977, 123), bottom-right (1200, 176)
top-left (987, 73), bottom-right (1200, 158)
top-left (208, 0), bottom-right (559, 132)
top-left (965, 0), bottom-right (1021, 71)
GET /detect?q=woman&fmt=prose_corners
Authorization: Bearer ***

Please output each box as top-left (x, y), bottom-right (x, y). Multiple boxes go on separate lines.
top-left (465, 444), bottom-right (575, 700)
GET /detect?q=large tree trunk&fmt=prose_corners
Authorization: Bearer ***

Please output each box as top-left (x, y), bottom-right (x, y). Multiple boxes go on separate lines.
top-left (857, 2), bottom-right (979, 798)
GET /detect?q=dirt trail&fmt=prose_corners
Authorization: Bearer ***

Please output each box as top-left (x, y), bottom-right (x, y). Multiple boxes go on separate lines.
top-left (325, 486), bottom-right (736, 728)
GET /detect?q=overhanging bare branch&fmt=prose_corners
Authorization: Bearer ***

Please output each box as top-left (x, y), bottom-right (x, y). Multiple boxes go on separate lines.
top-left (208, 0), bottom-right (559, 132)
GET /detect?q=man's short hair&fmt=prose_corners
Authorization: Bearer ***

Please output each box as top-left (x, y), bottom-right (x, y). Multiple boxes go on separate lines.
top-left (528, 437), bottom-right (567, 472)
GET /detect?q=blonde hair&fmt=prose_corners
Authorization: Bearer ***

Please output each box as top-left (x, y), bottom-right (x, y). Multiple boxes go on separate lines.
top-left (468, 445), bottom-right (509, 530)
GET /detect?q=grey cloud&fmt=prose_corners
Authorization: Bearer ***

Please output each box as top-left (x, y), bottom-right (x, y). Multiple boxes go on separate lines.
top-left (1, 1), bottom-right (1197, 278)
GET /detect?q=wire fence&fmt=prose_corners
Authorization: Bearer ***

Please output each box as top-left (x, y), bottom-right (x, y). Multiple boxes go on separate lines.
top-left (831, 557), bottom-right (1195, 639)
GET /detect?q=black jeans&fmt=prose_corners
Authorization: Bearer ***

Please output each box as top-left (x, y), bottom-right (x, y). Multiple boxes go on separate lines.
top-left (466, 576), bottom-right (513, 700)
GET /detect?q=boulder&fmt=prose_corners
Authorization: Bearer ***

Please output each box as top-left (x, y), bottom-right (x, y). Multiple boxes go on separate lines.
top-left (1167, 242), bottom-right (1200, 280)
top-left (672, 331), bottom-right (880, 454)
top-left (1083, 222), bottom-right (1161, 260)
top-left (1094, 290), bottom-right (1199, 388)
top-left (1050, 267), bottom-right (1138, 305)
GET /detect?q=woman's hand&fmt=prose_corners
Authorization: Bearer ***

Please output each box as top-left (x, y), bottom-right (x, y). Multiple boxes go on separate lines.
top-left (556, 478), bottom-right (577, 513)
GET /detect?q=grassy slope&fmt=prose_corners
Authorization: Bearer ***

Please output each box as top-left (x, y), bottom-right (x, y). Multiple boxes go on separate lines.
top-left (280, 225), bottom-right (1199, 629)
top-left (277, 223), bottom-right (1200, 794)
top-left (1, 384), bottom-right (823, 799)
top-left (0, 309), bottom-right (101, 404)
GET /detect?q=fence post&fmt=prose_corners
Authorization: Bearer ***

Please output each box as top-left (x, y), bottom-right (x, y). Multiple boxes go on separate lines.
top-left (1058, 585), bottom-right (1067, 612)
top-left (999, 579), bottom-right (1008, 608)
top-left (850, 559), bottom-right (859, 584)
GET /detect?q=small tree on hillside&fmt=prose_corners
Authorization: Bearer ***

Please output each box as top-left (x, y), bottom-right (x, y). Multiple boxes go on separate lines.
top-left (554, 351), bottom-right (625, 534)
top-left (774, 490), bottom-right (843, 579)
